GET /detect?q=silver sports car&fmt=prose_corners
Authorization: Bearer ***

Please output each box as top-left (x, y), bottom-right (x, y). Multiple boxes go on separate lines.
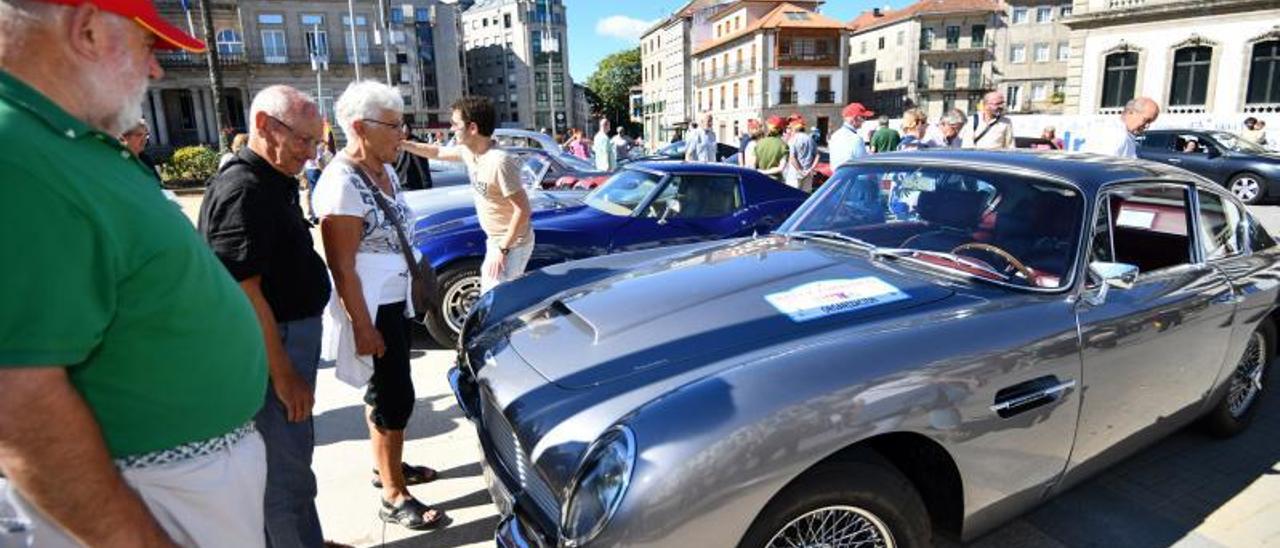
top-left (450, 150), bottom-right (1279, 547)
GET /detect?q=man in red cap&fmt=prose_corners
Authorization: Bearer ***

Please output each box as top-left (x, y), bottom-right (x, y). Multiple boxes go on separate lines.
top-left (830, 102), bottom-right (874, 168)
top-left (753, 116), bottom-right (790, 181)
top-left (784, 114), bottom-right (817, 191)
top-left (0, 2), bottom-right (270, 547)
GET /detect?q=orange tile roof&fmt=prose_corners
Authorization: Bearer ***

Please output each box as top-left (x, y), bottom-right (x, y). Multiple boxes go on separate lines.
top-left (849, 0), bottom-right (1003, 33)
top-left (693, 2), bottom-right (847, 55)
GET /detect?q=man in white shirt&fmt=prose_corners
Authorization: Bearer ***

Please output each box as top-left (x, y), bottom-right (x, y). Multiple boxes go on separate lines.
top-left (1083, 97), bottom-right (1161, 159)
top-left (829, 102), bottom-right (874, 168)
top-left (400, 97), bottom-right (534, 292)
top-left (961, 91), bottom-right (1015, 149)
top-left (592, 118), bottom-right (617, 172)
top-left (685, 112), bottom-right (717, 162)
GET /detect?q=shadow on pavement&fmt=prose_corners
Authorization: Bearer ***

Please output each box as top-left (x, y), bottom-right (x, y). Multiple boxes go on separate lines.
top-left (315, 394), bottom-right (461, 446)
top-left (960, 367), bottom-right (1280, 547)
top-left (376, 515), bottom-right (501, 547)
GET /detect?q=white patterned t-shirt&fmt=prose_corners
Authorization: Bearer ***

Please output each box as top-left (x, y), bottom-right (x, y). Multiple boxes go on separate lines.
top-left (313, 153), bottom-right (414, 256)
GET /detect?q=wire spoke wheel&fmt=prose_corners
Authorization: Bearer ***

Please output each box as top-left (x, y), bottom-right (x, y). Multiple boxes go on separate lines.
top-left (1228, 331), bottom-right (1267, 418)
top-left (765, 505), bottom-right (896, 548)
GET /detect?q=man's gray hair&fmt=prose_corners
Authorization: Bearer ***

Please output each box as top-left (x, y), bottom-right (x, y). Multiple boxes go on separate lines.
top-left (941, 109), bottom-right (967, 126)
top-left (1124, 97), bottom-right (1155, 114)
top-left (249, 85), bottom-right (317, 137)
top-left (334, 80), bottom-right (403, 138)
top-left (0, 0), bottom-right (70, 46)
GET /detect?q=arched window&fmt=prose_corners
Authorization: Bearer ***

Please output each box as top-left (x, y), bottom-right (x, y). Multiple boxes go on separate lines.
top-left (1169, 46), bottom-right (1211, 106)
top-left (1100, 51), bottom-right (1138, 108)
top-left (216, 29), bottom-right (243, 55)
top-left (1247, 40), bottom-right (1280, 105)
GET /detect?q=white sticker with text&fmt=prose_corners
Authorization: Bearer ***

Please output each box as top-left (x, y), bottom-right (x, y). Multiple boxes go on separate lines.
top-left (765, 277), bottom-right (910, 322)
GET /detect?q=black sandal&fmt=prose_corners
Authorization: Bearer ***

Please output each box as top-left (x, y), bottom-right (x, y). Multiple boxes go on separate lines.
top-left (379, 497), bottom-right (447, 530)
top-left (371, 463), bottom-right (439, 488)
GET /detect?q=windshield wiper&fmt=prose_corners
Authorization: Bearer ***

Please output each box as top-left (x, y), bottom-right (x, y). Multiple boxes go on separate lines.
top-left (788, 230), bottom-right (876, 249)
top-left (871, 247), bottom-right (1007, 279)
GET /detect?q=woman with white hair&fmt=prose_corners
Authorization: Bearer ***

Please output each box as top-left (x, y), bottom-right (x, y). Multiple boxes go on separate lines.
top-left (313, 81), bottom-right (447, 530)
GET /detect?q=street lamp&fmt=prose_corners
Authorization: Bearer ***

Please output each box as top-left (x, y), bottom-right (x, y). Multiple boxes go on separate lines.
top-left (310, 23), bottom-right (331, 122)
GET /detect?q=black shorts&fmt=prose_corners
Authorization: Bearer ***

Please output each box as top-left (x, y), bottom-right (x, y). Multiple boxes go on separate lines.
top-left (364, 301), bottom-right (415, 430)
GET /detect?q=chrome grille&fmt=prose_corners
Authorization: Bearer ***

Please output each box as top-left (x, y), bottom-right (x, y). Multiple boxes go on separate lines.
top-left (482, 393), bottom-right (562, 525)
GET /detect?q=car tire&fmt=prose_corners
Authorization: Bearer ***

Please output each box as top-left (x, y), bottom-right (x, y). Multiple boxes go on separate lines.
top-left (1227, 172), bottom-right (1267, 205)
top-left (738, 454), bottom-right (931, 548)
top-left (424, 261), bottom-right (482, 348)
top-left (1201, 320), bottom-right (1274, 438)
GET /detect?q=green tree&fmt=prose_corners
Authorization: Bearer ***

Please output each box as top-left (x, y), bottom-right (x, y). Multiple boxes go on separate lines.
top-left (585, 47), bottom-right (640, 131)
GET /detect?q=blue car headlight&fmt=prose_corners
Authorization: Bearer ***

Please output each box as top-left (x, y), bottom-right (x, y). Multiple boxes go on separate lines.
top-left (561, 426), bottom-right (636, 546)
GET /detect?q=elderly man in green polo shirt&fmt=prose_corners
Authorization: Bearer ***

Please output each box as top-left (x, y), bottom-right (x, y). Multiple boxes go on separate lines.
top-left (0, 2), bottom-right (269, 547)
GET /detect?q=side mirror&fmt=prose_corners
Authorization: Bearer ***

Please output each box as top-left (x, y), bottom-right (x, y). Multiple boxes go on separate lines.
top-left (1084, 261), bottom-right (1139, 306)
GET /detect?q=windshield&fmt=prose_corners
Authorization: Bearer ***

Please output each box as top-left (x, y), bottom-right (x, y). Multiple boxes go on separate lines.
top-left (558, 152), bottom-right (600, 172)
top-left (1210, 131), bottom-right (1268, 153)
top-left (659, 141), bottom-right (686, 156)
top-left (782, 165), bottom-right (1084, 289)
top-left (520, 155), bottom-right (549, 189)
top-left (583, 169), bottom-right (664, 216)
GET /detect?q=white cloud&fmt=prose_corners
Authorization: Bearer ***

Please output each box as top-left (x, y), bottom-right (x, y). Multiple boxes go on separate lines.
top-left (595, 15), bottom-right (656, 42)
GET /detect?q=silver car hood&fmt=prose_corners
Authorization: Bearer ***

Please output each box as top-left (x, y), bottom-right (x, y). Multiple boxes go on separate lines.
top-left (507, 237), bottom-right (957, 389)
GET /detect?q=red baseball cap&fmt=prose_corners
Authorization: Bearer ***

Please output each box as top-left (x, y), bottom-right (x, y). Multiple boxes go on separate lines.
top-left (38, 0), bottom-right (206, 52)
top-left (766, 115), bottom-right (785, 129)
top-left (842, 103), bottom-right (875, 119)
top-left (788, 114), bottom-right (806, 127)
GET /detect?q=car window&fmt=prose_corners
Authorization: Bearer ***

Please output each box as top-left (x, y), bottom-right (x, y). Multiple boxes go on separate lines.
top-left (1137, 133), bottom-right (1169, 149)
top-left (1249, 215), bottom-right (1277, 252)
top-left (1211, 131), bottom-right (1267, 153)
top-left (646, 175), bottom-right (741, 219)
top-left (558, 153), bottom-right (598, 172)
top-left (1171, 134), bottom-right (1211, 155)
top-left (1091, 184), bottom-right (1193, 275)
top-left (583, 169), bottom-right (664, 216)
top-left (1197, 190), bottom-right (1245, 260)
top-left (784, 165), bottom-right (1083, 289)
top-left (520, 155), bottom-right (549, 189)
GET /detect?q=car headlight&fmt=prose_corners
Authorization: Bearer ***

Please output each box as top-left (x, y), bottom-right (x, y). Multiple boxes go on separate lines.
top-left (561, 426), bottom-right (636, 546)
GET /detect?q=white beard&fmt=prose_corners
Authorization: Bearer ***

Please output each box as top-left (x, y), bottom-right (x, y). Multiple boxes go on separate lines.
top-left (92, 50), bottom-right (151, 136)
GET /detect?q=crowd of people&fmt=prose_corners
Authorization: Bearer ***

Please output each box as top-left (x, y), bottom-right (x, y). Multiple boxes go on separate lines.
top-left (0, 3), bottom-right (541, 546)
top-left (1, 2), bottom-right (1273, 548)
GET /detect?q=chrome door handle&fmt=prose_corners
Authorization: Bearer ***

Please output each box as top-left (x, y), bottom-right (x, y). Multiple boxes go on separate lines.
top-left (1167, 158), bottom-right (1182, 163)
top-left (991, 379), bottom-right (1076, 417)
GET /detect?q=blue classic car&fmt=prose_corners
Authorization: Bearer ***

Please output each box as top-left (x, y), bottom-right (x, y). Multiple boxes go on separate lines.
top-left (451, 151), bottom-right (1279, 547)
top-left (410, 162), bottom-right (808, 346)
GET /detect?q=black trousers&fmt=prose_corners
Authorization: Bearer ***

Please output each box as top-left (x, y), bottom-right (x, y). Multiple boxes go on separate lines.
top-left (363, 302), bottom-right (415, 430)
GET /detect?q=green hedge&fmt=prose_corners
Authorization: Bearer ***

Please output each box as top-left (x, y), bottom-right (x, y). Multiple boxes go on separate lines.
top-left (161, 145), bottom-right (219, 185)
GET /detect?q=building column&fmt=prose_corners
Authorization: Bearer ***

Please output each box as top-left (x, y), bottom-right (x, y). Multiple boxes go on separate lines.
top-left (201, 88), bottom-right (219, 143)
top-left (192, 88), bottom-right (208, 146)
top-left (150, 89), bottom-right (169, 146)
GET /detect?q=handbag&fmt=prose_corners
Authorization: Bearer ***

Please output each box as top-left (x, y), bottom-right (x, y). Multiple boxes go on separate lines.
top-left (338, 157), bottom-right (439, 315)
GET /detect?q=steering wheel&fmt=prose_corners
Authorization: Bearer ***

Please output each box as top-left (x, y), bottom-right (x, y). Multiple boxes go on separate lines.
top-left (950, 243), bottom-right (1035, 281)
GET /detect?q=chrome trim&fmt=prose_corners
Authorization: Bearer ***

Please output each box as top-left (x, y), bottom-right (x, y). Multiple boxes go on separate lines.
top-left (990, 380), bottom-right (1077, 414)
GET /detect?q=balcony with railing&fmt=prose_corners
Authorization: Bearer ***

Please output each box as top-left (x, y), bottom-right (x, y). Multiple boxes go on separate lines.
top-left (156, 51), bottom-right (248, 69)
top-left (815, 90), bottom-right (836, 103)
top-left (916, 75), bottom-right (993, 91)
top-left (693, 62), bottom-right (753, 86)
top-left (920, 39), bottom-right (995, 56)
top-left (777, 91), bottom-right (798, 105)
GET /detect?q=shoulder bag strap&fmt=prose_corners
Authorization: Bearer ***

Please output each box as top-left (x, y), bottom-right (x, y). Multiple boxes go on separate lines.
top-left (337, 157), bottom-right (423, 281)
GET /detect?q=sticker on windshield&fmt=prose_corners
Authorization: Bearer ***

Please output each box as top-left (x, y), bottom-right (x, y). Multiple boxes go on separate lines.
top-left (765, 277), bottom-right (910, 322)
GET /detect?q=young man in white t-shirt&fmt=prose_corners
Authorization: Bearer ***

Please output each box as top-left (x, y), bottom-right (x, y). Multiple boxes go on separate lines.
top-left (401, 97), bottom-right (533, 292)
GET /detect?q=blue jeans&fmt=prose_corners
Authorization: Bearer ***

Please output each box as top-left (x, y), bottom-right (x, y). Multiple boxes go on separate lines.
top-left (254, 316), bottom-right (323, 548)
top-left (304, 169), bottom-right (321, 220)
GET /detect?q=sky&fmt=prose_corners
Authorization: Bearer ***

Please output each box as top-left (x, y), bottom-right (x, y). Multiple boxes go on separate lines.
top-left (565, 0), bottom-right (902, 82)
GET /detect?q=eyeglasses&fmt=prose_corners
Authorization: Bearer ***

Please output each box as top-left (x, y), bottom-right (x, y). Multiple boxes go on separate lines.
top-left (361, 118), bottom-right (406, 131)
top-left (267, 115), bottom-right (321, 149)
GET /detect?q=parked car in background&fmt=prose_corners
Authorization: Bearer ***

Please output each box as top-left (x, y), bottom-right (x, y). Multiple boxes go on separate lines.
top-left (412, 162), bottom-right (808, 346)
top-left (451, 150), bottom-right (1279, 548)
top-left (624, 140), bottom-right (739, 164)
top-left (507, 147), bottom-right (610, 190)
top-left (1136, 129), bottom-right (1280, 204)
top-left (494, 128), bottom-right (561, 154)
